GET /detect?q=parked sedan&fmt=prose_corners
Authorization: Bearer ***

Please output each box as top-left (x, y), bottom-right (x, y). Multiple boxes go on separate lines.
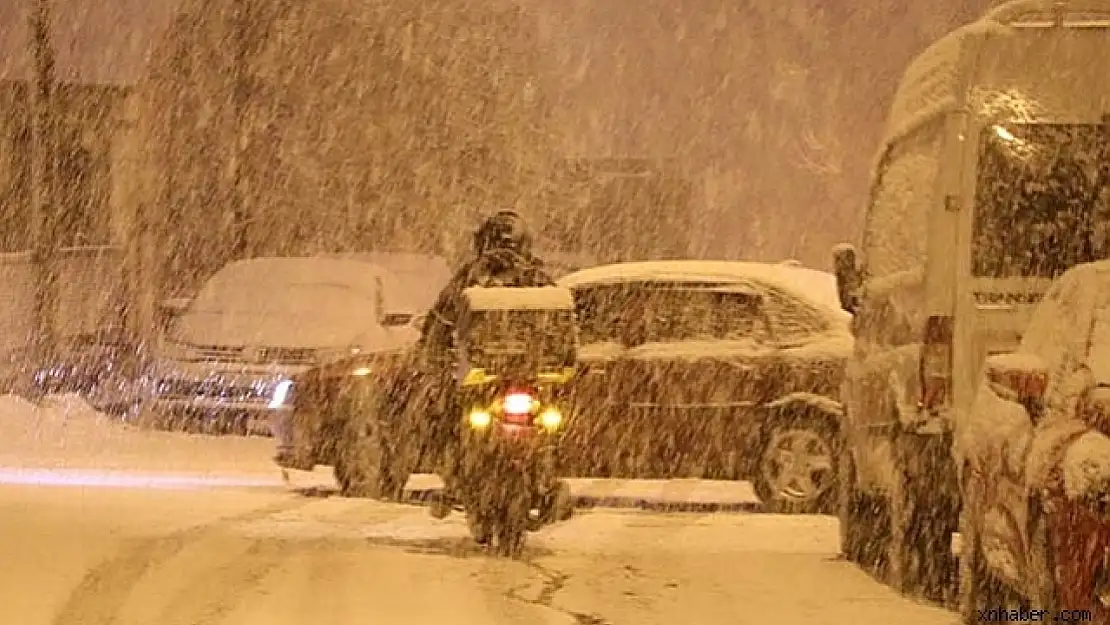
top-left (956, 260), bottom-right (1110, 624)
top-left (558, 260), bottom-right (853, 513)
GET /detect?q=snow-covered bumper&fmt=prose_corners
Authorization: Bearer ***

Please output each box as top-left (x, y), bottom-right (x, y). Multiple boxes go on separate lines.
top-left (145, 360), bottom-right (301, 435)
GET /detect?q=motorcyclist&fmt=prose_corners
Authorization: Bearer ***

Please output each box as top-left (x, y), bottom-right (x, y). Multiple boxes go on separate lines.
top-left (418, 209), bottom-right (554, 360)
top-left (411, 210), bottom-right (554, 490)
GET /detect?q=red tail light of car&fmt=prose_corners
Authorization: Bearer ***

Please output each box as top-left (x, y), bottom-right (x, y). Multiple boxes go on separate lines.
top-left (986, 361), bottom-right (1049, 404)
top-left (920, 315), bottom-right (954, 411)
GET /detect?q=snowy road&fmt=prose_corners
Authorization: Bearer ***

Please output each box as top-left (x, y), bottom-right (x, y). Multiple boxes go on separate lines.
top-left (0, 395), bottom-right (959, 624)
top-left (1, 483), bottom-right (959, 625)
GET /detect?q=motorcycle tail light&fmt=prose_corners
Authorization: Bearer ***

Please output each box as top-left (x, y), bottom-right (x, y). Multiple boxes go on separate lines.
top-left (502, 392), bottom-right (534, 416)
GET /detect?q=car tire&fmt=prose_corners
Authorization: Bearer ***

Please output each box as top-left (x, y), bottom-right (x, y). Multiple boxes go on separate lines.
top-left (889, 430), bottom-right (959, 601)
top-left (333, 393), bottom-right (404, 500)
top-left (754, 414), bottom-right (839, 514)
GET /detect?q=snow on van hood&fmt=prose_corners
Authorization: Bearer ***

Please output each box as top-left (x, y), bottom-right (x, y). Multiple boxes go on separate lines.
top-left (170, 309), bottom-right (401, 350)
top-left (321, 252), bottom-right (451, 314)
top-left (170, 257), bottom-right (404, 350)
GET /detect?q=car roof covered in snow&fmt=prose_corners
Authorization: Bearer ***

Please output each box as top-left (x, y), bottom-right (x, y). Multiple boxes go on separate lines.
top-left (558, 261), bottom-right (847, 320)
top-left (207, 256), bottom-right (388, 286)
top-left (462, 286), bottom-right (576, 311)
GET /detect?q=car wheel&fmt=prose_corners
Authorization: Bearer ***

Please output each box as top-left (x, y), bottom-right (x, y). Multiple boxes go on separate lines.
top-left (755, 415), bottom-right (839, 514)
top-left (889, 430), bottom-right (959, 601)
top-left (333, 400), bottom-right (396, 499)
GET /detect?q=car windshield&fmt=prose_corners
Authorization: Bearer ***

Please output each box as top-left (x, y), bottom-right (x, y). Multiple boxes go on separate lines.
top-left (972, 123), bottom-right (1110, 278)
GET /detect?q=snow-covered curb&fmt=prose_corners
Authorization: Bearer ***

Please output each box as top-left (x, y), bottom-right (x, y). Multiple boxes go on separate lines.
top-left (0, 393), bottom-right (277, 476)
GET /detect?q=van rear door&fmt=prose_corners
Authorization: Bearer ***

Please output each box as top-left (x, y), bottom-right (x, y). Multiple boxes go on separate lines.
top-left (952, 23), bottom-right (1110, 415)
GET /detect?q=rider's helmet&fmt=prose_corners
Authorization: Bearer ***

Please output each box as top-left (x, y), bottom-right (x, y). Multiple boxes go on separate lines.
top-left (473, 210), bottom-right (532, 257)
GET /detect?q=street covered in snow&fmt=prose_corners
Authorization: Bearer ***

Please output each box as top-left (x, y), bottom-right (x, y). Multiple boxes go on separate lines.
top-left (0, 395), bottom-right (958, 624)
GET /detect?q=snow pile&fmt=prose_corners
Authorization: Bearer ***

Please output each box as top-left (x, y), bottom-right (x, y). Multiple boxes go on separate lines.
top-left (0, 393), bottom-right (276, 476)
top-left (1061, 430), bottom-right (1110, 500)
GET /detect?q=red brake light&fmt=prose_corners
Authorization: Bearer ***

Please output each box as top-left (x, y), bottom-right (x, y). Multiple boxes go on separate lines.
top-left (920, 315), bottom-right (954, 411)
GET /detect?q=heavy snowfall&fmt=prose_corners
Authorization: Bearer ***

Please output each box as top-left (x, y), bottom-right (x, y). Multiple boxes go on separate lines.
top-left (2, 0), bottom-right (1109, 623)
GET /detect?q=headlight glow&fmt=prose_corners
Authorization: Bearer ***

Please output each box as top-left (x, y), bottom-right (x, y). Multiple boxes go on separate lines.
top-left (268, 379), bottom-right (294, 409)
top-left (351, 366), bottom-right (372, 377)
top-left (538, 408), bottom-right (562, 431)
top-left (468, 409), bottom-right (492, 429)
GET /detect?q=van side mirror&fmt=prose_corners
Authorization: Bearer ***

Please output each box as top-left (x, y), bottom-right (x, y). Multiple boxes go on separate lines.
top-left (832, 243), bottom-right (861, 314)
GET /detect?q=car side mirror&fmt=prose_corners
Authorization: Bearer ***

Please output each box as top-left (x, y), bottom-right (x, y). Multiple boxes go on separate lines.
top-left (984, 353), bottom-right (1049, 421)
top-left (832, 243), bottom-right (861, 315)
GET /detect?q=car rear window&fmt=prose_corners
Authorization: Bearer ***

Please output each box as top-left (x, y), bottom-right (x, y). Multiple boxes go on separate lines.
top-left (573, 281), bottom-right (827, 345)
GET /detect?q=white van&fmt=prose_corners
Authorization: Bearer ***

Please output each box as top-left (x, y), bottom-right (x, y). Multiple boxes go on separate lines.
top-left (832, 0), bottom-right (1110, 598)
top-left (142, 257), bottom-right (418, 434)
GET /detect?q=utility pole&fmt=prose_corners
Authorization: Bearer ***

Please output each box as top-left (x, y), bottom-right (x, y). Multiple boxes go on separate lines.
top-left (27, 0), bottom-right (59, 367)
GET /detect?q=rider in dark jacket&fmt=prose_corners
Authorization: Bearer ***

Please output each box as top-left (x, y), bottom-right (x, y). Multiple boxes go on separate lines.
top-left (418, 210), bottom-right (554, 361)
top-left (411, 211), bottom-right (554, 497)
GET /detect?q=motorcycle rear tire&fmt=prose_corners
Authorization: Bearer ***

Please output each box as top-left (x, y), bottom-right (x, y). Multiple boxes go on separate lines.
top-left (494, 489), bottom-right (531, 558)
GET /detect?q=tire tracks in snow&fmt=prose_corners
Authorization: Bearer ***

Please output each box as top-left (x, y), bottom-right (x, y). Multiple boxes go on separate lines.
top-left (50, 496), bottom-right (313, 625)
top-left (506, 556), bottom-right (613, 625)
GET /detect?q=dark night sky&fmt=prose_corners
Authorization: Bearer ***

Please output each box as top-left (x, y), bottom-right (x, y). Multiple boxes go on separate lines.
top-left (0, 0), bottom-right (994, 266)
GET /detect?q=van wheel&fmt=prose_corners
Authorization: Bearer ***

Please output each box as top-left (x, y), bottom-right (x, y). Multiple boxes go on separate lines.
top-left (839, 446), bottom-right (890, 568)
top-left (889, 431), bottom-right (959, 601)
top-left (754, 415), bottom-right (839, 514)
top-left (958, 473), bottom-right (1023, 623)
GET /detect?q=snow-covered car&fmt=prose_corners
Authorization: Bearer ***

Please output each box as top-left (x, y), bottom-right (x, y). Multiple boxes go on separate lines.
top-left (557, 260), bottom-right (853, 513)
top-left (139, 257), bottom-right (417, 435)
top-left (956, 261), bottom-right (1110, 624)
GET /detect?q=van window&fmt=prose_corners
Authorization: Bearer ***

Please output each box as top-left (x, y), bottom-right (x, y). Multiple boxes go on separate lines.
top-left (972, 123), bottom-right (1110, 278)
top-left (857, 121), bottom-right (943, 348)
top-left (861, 121), bottom-right (944, 279)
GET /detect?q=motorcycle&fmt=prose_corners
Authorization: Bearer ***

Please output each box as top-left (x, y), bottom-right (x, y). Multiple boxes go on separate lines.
top-left (429, 285), bottom-right (578, 556)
